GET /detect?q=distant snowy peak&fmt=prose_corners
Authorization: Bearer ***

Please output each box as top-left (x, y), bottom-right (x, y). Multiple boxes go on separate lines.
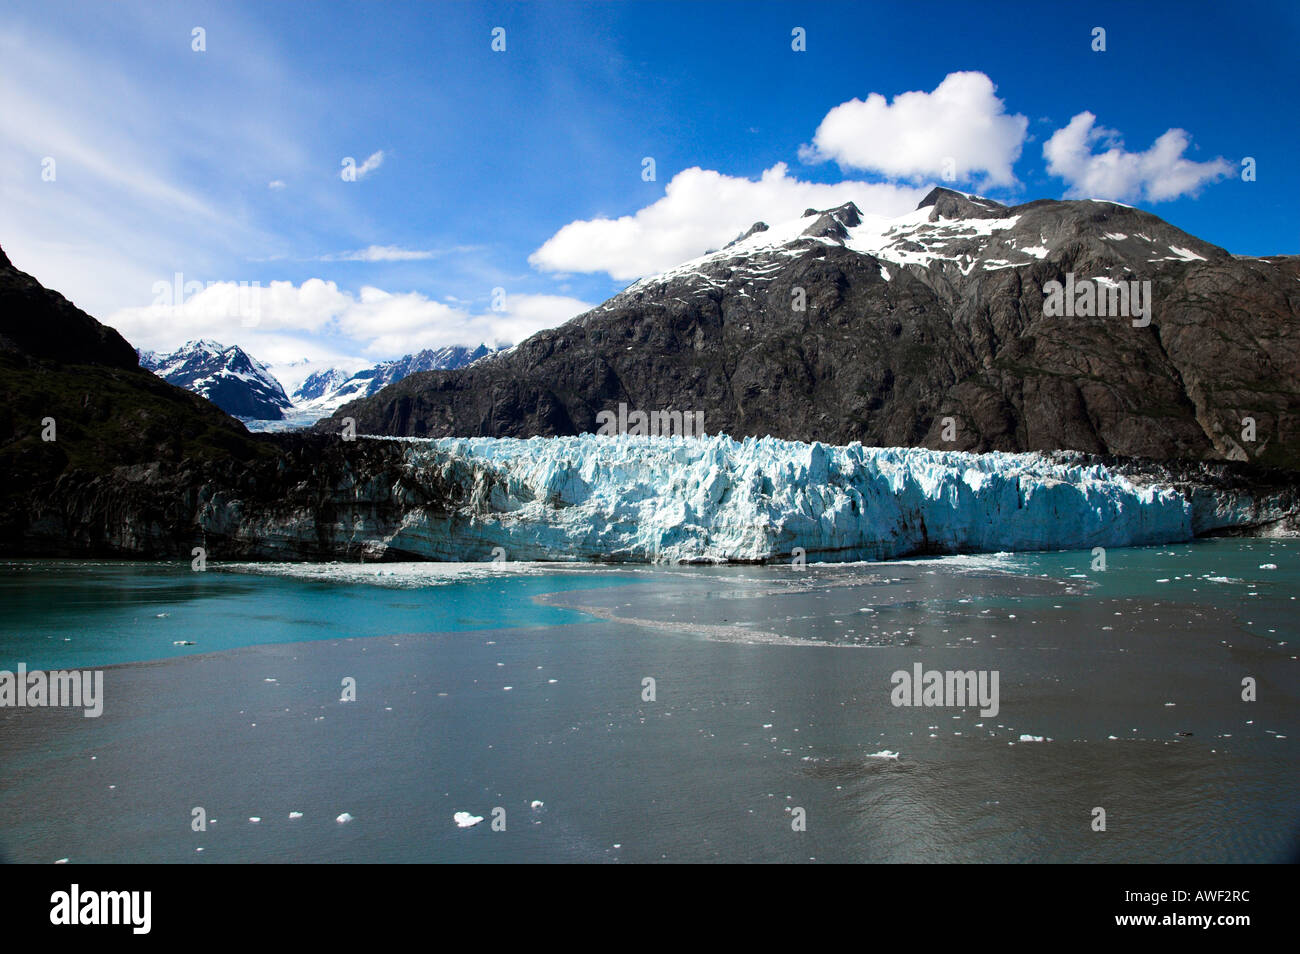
top-left (142, 339), bottom-right (292, 420)
top-left (295, 367), bottom-right (350, 403)
top-left (293, 343), bottom-right (500, 411)
top-left (619, 187), bottom-right (1228, 299)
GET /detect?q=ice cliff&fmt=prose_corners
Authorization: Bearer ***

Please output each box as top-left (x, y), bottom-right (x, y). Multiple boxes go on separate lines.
top-left (343, 433), bottom-right (1224, 563)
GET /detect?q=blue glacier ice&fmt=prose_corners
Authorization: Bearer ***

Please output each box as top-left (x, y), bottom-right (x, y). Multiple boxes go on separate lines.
top-left (348, 433), bottom-right (1240, 563)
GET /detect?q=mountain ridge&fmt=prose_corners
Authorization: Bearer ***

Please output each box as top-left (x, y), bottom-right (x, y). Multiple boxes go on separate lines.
top-left (324, 189), bottom-right (1300, 470)
top-left (2, 234), bottom-right (1300, 559)
top-left (294, 343), bottom-right (498, 413)
top-left (140, 339), bottom-right (293, 420)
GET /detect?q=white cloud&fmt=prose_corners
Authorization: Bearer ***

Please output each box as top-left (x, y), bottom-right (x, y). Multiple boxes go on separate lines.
top-left (325, 245), bottom-right (435, 262)
top-left (268, 180), bottom-right (286, 190)
top-left (105, 280), bottom-right (592, 361)
top-left (0, 21), bottom-right (299, 317)
top-left (800, 72), bottom-right (1028, 187)
top-left (1043, 112), bottom-right (1233, 202)
top-left (354, 150), bottom-right (384, 179)
top-left (488, 293), bottom-right (595, 347)
top-left (529, 162), bottom-right (927, 280)
top-left (319, 244), bottom-right (483, 263)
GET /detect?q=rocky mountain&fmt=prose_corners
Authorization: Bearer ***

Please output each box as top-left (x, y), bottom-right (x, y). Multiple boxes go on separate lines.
top-left (0, 245), bottom-right (276, 546)
top-left (2, 211), bottom-right (1300, 562)
top-left (294, 344), bottom-right (498, 412)
top-left (140, 339), bottom-right (292, 420)
top-left (0, 247), bottom-right (139, 369)
top-left (326, 188), bottom-right (1300, 471)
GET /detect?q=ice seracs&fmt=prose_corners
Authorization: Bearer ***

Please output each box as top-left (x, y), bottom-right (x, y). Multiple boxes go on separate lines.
top-left (343, 432), bottom-right (1216, 563)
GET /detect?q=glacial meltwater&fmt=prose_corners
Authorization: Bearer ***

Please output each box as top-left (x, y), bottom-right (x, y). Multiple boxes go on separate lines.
top-left (0, 539), bottom-right (1296, 863)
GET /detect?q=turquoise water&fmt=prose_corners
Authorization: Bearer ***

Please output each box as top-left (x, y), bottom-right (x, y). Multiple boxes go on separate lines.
top-left (0, 539), bottom-right (1294, 671)
top-left (0, 562), bottom-right (638, 670)
top-left (1, 541), bottom-right (1295, 863)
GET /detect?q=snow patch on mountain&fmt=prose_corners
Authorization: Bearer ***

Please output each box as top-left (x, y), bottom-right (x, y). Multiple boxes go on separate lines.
top-left (613, 188), bottom-right (1226, 306)
top-left (292, 344), bottom-right (498, 413)
top-left (141, 340), bottom-right (292, 420)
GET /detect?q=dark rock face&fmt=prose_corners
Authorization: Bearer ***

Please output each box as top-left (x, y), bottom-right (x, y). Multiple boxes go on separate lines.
top-left (6, 432), bottom-right (430, 560)
top-left (0, 245), bottom-right (139, 369)
top-left (0, 250), bottom-right (476, 559)
top-left (327, 190), bottom-right (1300, 471)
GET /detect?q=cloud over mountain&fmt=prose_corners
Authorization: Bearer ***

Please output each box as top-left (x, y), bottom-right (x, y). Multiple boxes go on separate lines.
top-left (799, 72), bottom-right (1028, 187)
top-left (1043, 111), bottom-right (1235, 202)
top-left (529, 162), bottom-right (927, 281)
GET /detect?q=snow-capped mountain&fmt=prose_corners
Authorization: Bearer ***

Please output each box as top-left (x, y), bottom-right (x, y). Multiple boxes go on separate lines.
top-left (328, 188), bottom-right (1300, 471)
top-left (140, 339), bottom-right (293, 420)
top-left (292, 344), bottom-right (497, 412)
top-left (622, 189), bottom-right (1216, 296)
top-left (7, 234), bottom-right (1299, 561)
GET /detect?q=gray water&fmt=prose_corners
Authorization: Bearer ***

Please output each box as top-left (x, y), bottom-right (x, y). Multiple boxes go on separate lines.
top-left (0, 540), bottom-right (1296, 862)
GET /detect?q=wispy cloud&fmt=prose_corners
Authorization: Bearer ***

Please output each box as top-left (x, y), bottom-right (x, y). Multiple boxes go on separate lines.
top-left (348, 150), bottom-right (385, 180)
top-left (319, 244), bottom-right (482, 263)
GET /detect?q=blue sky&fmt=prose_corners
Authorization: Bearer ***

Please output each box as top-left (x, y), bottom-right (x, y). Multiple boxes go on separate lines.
top-left (1, 0), bottom-right (1295, 387)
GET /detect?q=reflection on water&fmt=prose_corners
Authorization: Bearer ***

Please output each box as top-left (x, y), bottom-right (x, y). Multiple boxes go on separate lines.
top-left (0, 540), bottom-right (1295, 863)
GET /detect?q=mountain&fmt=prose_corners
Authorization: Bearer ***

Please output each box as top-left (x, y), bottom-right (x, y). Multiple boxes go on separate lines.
top-left (293, 344), bottom-right (498, 412)
top-left (141, 339), bottom-right (292, 420)
top-left (0, 245), bottom-right (276, 548)
top-left (2, 220), bottom-right (1299, 562)
top-left (325, 188), bottom-right (1300, 471)
top-left (0, 247), bottom-right (139, 368)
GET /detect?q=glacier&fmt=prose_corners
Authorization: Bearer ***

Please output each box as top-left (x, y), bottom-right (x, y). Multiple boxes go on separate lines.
top-left (321, 433), bottom-right (1220, 564)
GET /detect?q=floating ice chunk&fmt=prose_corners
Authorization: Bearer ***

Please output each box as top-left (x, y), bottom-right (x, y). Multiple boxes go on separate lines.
top-left (1018, 734), bottom-right (1045, 742)
top-left (1260, 563), bottom-right (1278, 570)
top-left (454, 811), bottom-right (484, 828)
top-left (249, 817), bottom-right (261, 823)
top-left (336, 812), bottom-right (354, 824)
top-left (289, 811), bottom-right (303, 819)
top-left (530, 800), bottom-right (544, 809)
top-left (866, 750), bottom-right (900, 759)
